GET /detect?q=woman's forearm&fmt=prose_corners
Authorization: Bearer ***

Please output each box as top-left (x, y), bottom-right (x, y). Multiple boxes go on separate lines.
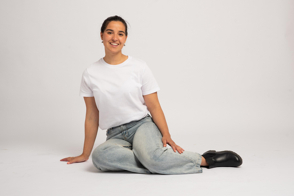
top-left (149, 106), bottom-right (171, 137)
top-left (82, 119), bottom-right (99, 158)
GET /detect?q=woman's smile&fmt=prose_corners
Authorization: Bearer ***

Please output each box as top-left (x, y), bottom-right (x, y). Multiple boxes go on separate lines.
top-left (110, 42), bottom-right (119, 47)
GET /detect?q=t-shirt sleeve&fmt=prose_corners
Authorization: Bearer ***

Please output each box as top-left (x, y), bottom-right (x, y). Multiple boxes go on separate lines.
top-left (79, 69), bottom-right (94, 97)
top-left (141, 62), bottom-right (160, 96)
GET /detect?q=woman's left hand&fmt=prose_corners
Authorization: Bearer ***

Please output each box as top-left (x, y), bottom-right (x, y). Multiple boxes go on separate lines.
top-left (162, 135), bottom-right (185, 154)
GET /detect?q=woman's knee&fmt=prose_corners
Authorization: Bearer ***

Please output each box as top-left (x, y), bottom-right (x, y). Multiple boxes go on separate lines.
top-left (92, 144), bottom-right (110, 170)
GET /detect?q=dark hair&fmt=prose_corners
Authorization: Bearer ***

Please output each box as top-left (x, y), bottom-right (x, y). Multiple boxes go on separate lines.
top-left (101, 15), bottom-right (129, 36)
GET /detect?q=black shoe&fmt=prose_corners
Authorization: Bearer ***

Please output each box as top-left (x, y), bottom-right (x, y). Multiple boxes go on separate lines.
top-left (201, 150), bottom-right (243, 169)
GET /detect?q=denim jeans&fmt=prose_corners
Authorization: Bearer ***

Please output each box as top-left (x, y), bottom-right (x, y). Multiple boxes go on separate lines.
top-left (92, 114), bottom-right (203, 175)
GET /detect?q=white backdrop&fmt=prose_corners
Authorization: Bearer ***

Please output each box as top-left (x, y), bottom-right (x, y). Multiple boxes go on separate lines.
top-left (1, 0), bottom-right (293, 144)
top-left (0, 0), bottom-right (294, 195)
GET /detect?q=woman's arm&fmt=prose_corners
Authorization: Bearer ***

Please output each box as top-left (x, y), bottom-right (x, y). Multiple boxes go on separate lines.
top-left (60, 97), bottom-right (99, 164)
top-left (143, 92), bottom-right (184, 154)
top-left (82, 97), bottom-right (99, 158)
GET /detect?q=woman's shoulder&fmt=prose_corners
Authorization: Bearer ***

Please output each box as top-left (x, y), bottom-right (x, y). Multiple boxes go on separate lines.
top-left (82, 58), bottom-right (103, 73)
top-left (129, 56), bottom-right (149, 70)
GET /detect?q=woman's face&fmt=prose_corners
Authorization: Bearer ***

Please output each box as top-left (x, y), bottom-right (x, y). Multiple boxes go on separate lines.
top-left (101, 21), bottom-right (127, 54)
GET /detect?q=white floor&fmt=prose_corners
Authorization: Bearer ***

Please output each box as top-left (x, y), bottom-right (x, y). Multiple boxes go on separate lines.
top-left (1, 129), bottom-right (293, 196)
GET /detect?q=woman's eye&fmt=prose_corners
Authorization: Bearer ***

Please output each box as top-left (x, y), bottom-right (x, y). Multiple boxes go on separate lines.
top-left (119, 34), bottom-right (123, 36)
top-left (107, 32), bottom-right (112, 34)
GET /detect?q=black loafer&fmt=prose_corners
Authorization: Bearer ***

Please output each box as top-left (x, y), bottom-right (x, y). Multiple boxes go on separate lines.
top-left (202, 150), bottom-right (243, 169)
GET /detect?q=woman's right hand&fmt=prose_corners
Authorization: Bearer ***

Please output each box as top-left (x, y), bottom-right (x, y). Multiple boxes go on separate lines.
top-left (60, 154), bottom-right (89, 164)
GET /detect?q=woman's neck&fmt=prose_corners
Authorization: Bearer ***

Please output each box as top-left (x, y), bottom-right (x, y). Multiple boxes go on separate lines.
top-left (103, 53), bottom-right (128, 65)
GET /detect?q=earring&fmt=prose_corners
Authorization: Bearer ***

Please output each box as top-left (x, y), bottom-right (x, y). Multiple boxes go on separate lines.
top-left (124, 44), bottom-right (126, 46)
top-left (102, 41), bottom-right (103, 43)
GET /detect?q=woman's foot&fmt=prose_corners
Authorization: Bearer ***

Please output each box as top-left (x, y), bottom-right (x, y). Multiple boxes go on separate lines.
top-left (201, 150), bottom-right (243, 169)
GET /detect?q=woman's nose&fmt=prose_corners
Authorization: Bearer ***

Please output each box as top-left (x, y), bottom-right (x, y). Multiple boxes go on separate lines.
top-left (112, 34), bottom-right (118, 41)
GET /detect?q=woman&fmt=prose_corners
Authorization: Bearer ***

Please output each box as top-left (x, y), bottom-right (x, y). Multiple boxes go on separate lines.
top-left (60, 15), bottom-right (243, 174)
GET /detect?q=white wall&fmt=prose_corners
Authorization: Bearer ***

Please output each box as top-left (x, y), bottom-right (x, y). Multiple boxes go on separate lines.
top-left (0, 0), bottom-right (293, 147)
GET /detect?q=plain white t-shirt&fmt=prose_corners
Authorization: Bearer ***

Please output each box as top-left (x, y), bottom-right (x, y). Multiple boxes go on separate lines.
top-left (79, 55), bottom-right (160, 130)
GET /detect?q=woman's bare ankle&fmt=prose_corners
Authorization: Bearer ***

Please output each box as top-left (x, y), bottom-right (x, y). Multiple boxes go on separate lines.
top-left (201, 156), bottom-right (208, 166)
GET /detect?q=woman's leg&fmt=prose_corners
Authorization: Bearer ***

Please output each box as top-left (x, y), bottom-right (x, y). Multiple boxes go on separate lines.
top-left (201, 156), bottom-right (208, 166)
top-left (132, 121), bottom-right (203, 175)
top-left (92, 138), bottom-right (151, 174)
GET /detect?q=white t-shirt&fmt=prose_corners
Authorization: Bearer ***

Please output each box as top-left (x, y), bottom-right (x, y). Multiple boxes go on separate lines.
top-left (79, 55), bottom-right (160, 130)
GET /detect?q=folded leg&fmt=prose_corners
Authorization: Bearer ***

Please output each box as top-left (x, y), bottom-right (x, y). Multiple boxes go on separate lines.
top-left (92, 138), bottom-right (151, 174)
top-left (132, 121), bottom-right (203, 175)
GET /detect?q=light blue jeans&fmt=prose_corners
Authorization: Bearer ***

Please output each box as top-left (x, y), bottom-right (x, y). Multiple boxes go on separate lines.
top-left (92, 114), bottom-right (203, 175)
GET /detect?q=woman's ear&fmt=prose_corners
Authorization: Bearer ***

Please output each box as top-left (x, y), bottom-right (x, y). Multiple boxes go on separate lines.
top-left (100, 32), bottom-right (103, 41)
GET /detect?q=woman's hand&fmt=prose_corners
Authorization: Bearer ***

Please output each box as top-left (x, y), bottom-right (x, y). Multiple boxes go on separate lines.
top-left (162, 135), bottom-right (185, 154)
top-left (60, 154), bottom-right (89, 164)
